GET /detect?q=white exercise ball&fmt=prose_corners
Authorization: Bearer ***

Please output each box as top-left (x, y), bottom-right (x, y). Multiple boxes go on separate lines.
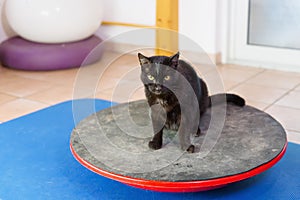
top-left (5, 0), bottom-right (103, 43)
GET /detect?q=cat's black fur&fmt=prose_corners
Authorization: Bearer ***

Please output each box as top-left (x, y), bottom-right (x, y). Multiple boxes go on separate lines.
top-left (138, 52), bottom-right (245, 153)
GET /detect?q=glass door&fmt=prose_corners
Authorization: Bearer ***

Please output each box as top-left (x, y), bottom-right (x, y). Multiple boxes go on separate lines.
top-left (227, 0), bottom-right (300, 72)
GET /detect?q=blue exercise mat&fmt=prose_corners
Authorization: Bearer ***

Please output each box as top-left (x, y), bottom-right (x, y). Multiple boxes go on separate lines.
top-left (0, 99), bottom-right (299, 200)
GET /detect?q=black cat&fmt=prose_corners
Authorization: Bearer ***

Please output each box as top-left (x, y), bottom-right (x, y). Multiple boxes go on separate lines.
top-left (138, 52), bottom-right (245, 153)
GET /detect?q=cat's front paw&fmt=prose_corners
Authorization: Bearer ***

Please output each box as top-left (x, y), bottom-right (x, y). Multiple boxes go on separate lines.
top-left (195, 128), bottom-right (201, 137)
top-left (187, 145), bottom-right (195, 153)
top-left (148, 140), bottom-right (162, 150)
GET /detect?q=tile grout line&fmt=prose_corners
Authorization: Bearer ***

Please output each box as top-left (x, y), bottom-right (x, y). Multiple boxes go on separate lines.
top-left (6, 97), bottom-right (51, 106)
top-left (227, 68), bottom-right (267, 91)
top-left (23, 97), bottom-right (53, 106)
top-left (264, 82), bottom-right (300, 111)
top-left (286, 128), bottom-right (300, 134)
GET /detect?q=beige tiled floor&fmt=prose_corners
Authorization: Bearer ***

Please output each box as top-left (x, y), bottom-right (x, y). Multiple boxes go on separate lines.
top-left (0, 52), bottom-right (299, 144)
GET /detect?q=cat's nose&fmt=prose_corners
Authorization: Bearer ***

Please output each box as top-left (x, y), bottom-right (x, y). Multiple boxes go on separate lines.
top-left (155, 85), bottom-right (162, 91)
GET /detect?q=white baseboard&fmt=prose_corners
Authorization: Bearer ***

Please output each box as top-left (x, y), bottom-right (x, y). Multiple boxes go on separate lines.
top-left (228, 59), bottom-right (300, 73)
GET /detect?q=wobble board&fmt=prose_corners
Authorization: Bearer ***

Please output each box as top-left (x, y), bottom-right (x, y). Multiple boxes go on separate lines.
top-left (70, 100), bottom-right (287, 192)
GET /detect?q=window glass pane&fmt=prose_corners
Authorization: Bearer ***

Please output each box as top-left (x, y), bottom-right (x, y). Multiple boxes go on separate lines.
top-left (248, 0), bottom-right (300, 50)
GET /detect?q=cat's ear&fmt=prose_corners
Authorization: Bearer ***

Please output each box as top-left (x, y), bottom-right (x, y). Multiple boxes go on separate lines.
top-left (169, 52), bottom-right (180, 69)
top-left (138, 53), bottom-right (150, 66)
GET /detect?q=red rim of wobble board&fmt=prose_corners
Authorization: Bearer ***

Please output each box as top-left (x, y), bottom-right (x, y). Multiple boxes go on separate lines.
top-left (70, 142), bottom-right (287, 193)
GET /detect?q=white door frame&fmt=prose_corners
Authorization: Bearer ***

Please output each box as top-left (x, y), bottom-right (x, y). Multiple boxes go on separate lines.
top-left (225, 0), bottom-right (300, 72)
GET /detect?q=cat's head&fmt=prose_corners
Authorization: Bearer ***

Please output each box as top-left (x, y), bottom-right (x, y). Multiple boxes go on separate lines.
top-left (138, 52), bottom-right (180, 95)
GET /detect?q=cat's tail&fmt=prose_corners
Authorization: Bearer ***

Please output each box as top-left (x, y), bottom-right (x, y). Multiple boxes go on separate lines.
top-left (208, 93), bottom-right (245, 107)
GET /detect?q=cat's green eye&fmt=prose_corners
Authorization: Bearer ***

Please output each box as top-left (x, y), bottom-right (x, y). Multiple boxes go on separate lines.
top-left (164, 75), bottom-right (170, 81)
top-left (147, 75), bottom-right (155, 81)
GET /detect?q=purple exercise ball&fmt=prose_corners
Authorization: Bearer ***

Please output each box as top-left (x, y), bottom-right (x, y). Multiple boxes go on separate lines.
top-left (0, 35), bottom-right (103, 71)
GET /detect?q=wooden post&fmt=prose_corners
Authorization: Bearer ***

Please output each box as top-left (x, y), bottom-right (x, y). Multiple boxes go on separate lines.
top-left (155, 0), bottom-right (179, 56)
